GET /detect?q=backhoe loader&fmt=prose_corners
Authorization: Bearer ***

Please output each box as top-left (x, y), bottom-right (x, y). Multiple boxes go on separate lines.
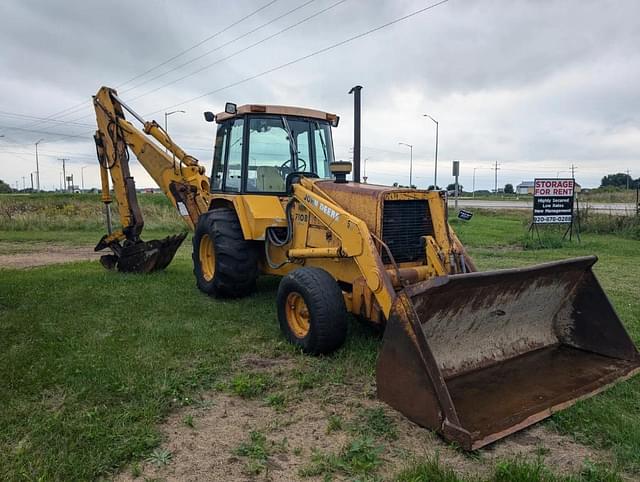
top-left (92, 86), bottom-right (640, 450)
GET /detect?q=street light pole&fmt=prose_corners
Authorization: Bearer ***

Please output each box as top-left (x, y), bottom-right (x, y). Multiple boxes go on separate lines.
top-left (363, 158), bottom-right (369, 183)
top-left (473, 168), bottom-right (477, 198)
top-left (398, 142), bottom-right (413, 187)
top-left (35, 138), bottom-right (44, 191)
top-left (423, 114), bottom-right (439, 188)
top-left (80, 165), bottom-right (88, 192)
top-left (164, 110), bottom-right (186, 153)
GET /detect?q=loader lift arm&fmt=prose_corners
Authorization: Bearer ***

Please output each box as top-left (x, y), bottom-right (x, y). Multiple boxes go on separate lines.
top-left (92, 86), bottom-right (211, 271)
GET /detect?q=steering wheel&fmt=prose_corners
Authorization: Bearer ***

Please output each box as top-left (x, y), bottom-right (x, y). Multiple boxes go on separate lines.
top-left (280, 157), bottom-right (307, 176)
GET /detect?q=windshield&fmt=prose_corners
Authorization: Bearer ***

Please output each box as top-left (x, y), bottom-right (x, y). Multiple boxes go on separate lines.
top-left (211, 115), bottom-right (334, 193)
top-left (247, 116), bottom-right (334, 192)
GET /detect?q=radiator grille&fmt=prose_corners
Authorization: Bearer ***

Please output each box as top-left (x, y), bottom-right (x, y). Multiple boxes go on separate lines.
top-left (381, 200), bottom-right (433, 264)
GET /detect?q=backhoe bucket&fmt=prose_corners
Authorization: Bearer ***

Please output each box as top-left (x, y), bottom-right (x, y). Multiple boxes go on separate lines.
top-left (97, 233), bottom-right (187, 273)
top-left (377, 256), bottom-right (640, 450)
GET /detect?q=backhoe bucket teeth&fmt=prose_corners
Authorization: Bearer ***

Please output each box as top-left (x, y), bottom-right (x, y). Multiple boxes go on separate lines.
top-left (377, 256), bottom-right (640, 450)
top-left (99, 233), bottom-right (187, 273)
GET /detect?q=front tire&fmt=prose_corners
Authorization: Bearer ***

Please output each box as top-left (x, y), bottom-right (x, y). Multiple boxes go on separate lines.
top-left (277, 267), bottom-right (348, 355)
top-left (192, 208), bottom-right (258, 297)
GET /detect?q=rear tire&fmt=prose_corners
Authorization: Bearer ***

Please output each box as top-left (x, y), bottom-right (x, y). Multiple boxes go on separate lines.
top-left (277, 267), bottom-right (348, 355)
top-left (192, 208), bottom-right (258, 297)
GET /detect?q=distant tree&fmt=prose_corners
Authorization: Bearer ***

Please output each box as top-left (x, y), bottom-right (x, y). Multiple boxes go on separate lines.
top-left (427, 185), bottom-right (441, 190)
top-left (446, 183), bottom-right (463, 194)
top-left (0, 179), bottom-right (12, 193)
top-left (601, 173), bottom-right (633, 188)
top-left (504, 183), bottom-right (514, 194)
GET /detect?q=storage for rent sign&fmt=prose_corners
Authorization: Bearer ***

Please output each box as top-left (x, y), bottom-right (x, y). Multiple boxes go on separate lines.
top-left (533, 178), bottom-right (575, 224)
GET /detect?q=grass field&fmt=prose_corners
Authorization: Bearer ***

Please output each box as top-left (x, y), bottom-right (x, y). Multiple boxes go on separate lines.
top-left (1, 195), bottom-right (639, 481)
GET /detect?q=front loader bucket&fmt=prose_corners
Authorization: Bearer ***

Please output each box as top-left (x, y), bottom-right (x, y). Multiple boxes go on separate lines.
top-left (377, 256), bottom-right (640, 450)
top-left (97, 233), bottom-right (187, 273)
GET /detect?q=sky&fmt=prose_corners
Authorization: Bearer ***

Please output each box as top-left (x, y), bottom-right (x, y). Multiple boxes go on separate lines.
top-left (0, 0), bottom-right (638, 191)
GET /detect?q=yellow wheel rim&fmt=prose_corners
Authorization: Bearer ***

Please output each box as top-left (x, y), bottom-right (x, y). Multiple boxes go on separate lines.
top-left (199, 234), bottom-right (215, 282)
top-left (285, 292), bottom-right (310, 338)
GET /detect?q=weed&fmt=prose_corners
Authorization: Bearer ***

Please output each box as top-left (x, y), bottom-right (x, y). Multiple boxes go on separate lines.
top-left (327, 414), bottom-right (344, 434)
top-left (230, 372), bottom-right (274, 399)
top-left (293, 447), bottom-right (303, 456)
top-left (234, 431), bottom-right (270, 474)
top-left (295, 368), bottom-right (324, 391)
top-left (265, 392), bottom-right (286, 410)
top-left (234, 430), bottom-right (288, 475)
top-left (130, 462), bottom-right (142, 478)
top-left (350, 407), bottom-right (398, 441)
top-left (300, 437), bottom-right (383, 478)
top-left (182, 414), bottom-right (195, 428)
top-left (146, 448), bottom-right (172, 467)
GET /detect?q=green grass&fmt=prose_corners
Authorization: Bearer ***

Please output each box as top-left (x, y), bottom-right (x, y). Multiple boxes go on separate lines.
top-left (395, 456), bottom-right (623, 482)
top-left (0, 192), bottom-right (183, 232)
top-left (300, 436), bottom-right (384, 479)
top-left (1, 209), bottom-right (639, 479)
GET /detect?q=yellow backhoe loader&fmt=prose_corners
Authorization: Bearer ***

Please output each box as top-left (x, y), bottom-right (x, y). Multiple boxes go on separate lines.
top-left (92, 86), bottom-right (640, 450)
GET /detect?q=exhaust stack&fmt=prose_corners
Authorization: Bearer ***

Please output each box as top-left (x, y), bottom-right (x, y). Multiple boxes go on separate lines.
top-left (349, 85), bottom-right (362, 183)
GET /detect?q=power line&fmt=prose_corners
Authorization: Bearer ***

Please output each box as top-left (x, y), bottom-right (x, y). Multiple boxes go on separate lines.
top-left (12, 0), bottom-right (448, 146)
top-left (0, 124), bottom-right (87, 139)
top-left (0, 110), bottom-right (93, 128)
top-left (121, 0), bottom-right (316, 95)
top-left (15, 0), bottom-right (280, 131)
top-left (150, 0), bottom-right (449, 115)
top-left (118, 0), bottom-right (280, 88)
top-left (68, 0), bottom-right (347, 118)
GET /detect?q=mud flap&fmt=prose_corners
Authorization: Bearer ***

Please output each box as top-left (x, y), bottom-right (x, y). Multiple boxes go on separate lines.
top-left (377, 256), bottom-right (640, 450)
top-left (96, 233), bottom-right (187, 273)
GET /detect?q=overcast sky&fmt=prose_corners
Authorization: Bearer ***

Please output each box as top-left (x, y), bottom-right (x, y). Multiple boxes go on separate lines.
top-left (0, 0), bottom-right (638, 191)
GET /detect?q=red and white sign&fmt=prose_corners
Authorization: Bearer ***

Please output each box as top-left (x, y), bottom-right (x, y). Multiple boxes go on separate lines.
top-left (534, 179), bottom-right (574, 197)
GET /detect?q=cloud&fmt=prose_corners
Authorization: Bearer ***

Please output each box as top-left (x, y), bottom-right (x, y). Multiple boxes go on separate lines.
top-left (1, 0), bottom-right (639, 191)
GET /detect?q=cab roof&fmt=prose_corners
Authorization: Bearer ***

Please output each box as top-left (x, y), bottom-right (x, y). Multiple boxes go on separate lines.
top-left (215, 104), bottom-right (338, 124)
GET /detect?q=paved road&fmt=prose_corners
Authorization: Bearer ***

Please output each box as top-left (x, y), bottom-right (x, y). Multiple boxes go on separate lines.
top-left (449, 199), bottom-right (637, 214)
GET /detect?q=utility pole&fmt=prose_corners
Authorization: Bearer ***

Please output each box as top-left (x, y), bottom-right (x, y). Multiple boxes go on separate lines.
top-left (570, 163), bottom-right (577, 179)
top-left (59, 158), bottom-right (69, 192)
top-left (493, 161), bottom-right (500, 196)
top-left (35, 138), bottom-right (44, 191)
top-left (30, 173), bottom-right (34, 190)
top-left (626, 169), bottom-right (632, 190)
top-left (22, 176), bottom-right (26, 190)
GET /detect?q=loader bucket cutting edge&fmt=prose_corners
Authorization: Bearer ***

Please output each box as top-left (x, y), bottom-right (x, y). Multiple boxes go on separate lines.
top-left (99, 232), bottom-right (187, 273)
top-left (376, 255), bottom-right (640, 450)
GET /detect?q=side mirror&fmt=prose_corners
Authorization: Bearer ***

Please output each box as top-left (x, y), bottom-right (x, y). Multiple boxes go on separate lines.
top-left (203, 111), bottom-right (215, 122)
top-left (329, 161), bottom-right (352, 184)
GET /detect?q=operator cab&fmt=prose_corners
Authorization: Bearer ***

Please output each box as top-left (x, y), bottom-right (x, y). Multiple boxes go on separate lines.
top-left (207, 104), bottom-right (339, 194)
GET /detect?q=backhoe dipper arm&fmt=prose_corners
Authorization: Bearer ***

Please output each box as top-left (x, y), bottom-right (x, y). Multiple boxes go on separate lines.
top-left (92, 86), bottom-right (211, 272)
top-left (93, 87), bottom-right (211, 240)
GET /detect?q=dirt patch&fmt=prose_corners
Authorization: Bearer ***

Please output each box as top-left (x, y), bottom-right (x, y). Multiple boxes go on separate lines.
top-left (0, 243), bottom-right (101, 269)
top-left (115, 356), bottom-right (613, 482)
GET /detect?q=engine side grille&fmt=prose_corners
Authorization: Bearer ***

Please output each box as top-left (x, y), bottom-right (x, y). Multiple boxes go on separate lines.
top-left (381, 200), bottom-right (434, 264)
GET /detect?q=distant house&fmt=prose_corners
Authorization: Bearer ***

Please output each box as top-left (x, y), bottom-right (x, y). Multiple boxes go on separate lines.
top-left (516, 181), bottom-right (535, 194)
top-left (516, 180), bottom-right (581, 195)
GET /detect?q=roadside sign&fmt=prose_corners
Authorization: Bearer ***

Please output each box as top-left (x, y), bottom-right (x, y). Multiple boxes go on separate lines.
top-left (458, 209), bottom-right (473, 220)
top-left (532, 178), bottom-right (574, 224)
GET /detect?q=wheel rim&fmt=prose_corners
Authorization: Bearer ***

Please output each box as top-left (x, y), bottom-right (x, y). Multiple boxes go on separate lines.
top-left (285, 291), bottom-right (310, 338)
top-left (199, 234), bottom-right (215, 281)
